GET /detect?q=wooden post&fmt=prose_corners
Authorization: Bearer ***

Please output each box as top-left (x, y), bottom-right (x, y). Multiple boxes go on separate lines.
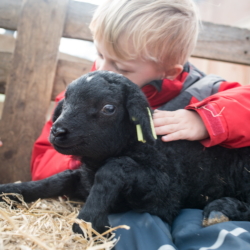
top-left (193, 22), bottom-right (250, 65)
top-left (0, 0), bottom-right (70, 183)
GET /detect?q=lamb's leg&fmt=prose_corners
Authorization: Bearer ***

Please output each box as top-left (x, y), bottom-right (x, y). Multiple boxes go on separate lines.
top-left (73, 157), bottom-right (136, 234)
top-left (0, 169), bottom-right (87, 203)
top-left (203, 197), bottom-right (250, 226)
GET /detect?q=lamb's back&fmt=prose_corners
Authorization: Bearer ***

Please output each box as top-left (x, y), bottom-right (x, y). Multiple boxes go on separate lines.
top-left (156, 140), bottom-right (250, 208)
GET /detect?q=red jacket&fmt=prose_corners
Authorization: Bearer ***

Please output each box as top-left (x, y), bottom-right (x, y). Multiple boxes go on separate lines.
top-left (31, 62), bottom-right (250, 180)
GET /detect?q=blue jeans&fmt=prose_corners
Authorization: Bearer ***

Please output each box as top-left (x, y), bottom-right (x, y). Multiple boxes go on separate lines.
top-left (109, 209), bottom-right (250, 250)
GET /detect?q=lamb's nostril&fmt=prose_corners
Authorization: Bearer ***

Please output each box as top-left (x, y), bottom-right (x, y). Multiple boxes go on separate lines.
top-left (51, 127), bottom-right (67, 137)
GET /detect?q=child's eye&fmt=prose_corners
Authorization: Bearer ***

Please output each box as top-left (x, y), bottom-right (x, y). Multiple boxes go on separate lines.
top-left (114, 65), bottom-right (130, 74)
top-left (118, 69), bottom-right (130, 74)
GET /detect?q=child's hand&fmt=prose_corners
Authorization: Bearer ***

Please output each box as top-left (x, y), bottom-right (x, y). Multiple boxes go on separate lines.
top-left (153, 109), bottom-right (209, 142)
top-left (0, 140), bottom-right (2, 147)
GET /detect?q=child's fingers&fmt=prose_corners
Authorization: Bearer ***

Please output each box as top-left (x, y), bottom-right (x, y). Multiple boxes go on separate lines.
top-left (153, 110), bottom-right (180, 128)
top-left (161, 130), bottom-right (186, 142)
top-left (153, 110), bottom-right (175, 118)
top-left (154, 123), bottom-right (180, 135)
top-left (153, 116), bottom-right (179, 128)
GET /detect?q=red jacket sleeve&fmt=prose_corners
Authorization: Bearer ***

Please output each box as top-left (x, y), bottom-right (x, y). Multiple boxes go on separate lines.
top-left (186, 82), bottom-right (250, 148)
top-left (31, 63), bottom-right (97, 180)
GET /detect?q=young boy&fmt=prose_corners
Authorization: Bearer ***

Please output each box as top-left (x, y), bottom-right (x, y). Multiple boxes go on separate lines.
top-left (31, 0), bottom-right (250, 249)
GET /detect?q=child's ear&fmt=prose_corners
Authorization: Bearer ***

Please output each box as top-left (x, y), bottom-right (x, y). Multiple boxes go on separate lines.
top-left (164, 64), bottom-right (183, 80)
top-left (52, 99), bottom-right (64, 123)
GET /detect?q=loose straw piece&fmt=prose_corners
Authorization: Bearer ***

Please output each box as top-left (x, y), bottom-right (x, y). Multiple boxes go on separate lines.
top-left (0, 194), bottom-right (129, 250)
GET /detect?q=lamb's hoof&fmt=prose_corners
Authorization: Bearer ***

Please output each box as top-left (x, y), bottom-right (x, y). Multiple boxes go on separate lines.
top-left (72, 222), bottom-right (112, 239)
top-left (72, 222), bottom-right (84, 235)
top-left (203, 211), bottom-right (229, 227)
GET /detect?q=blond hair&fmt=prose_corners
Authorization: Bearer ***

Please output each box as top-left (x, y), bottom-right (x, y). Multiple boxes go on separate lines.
top-left (89, 0), bottom-right (200, 67)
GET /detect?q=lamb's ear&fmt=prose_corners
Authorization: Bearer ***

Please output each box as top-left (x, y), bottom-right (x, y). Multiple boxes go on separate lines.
top-left (52, 99), bottom-right (64, 123)
top-left (125, 84), bottom-right (157, 145)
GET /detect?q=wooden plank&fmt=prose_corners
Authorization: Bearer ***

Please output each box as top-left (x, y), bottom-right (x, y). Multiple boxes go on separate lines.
top-left (0, 0), bottom-right (70, 183)
top-left (0, 35), bottom-right (15, 93)
top-left (0, 0), bottom-right (96, 41)
top-left (190, 57), bottom-right (250, 86)
top-left (0, 101), bottom-right (3, 119)
top-left (192, 21), bottom-right (250, 65)
top-left (0, 34), bottom-right (15, 53)
top-left (1, 1), bottom-right (250, 65)
top-left (2, 48), bottom-right (250, 97)
top-left (52, 53), bottom-right (92, 99)
top-left (0, 52), bottom-right (11, 94)
top-left (63, 1), bottom-right (97, 41)
top-left (0, 0), bottom-right (21, 31)
top-left (0, 51), bottom-right (93, 99)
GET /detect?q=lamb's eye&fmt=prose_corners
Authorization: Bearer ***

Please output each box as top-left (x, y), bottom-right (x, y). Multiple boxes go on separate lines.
top-left (101, 104), bottom-right (116, 115)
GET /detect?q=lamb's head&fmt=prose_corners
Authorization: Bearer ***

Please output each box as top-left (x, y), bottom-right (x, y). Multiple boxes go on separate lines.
top-left (49, 71), bottom-right (156, 162)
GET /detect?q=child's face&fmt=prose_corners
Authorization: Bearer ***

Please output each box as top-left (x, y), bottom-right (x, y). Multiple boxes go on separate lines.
top-left (94, 40), bottom-right (164, 88)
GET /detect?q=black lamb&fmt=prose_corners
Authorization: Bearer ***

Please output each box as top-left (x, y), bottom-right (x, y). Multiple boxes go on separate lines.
top-left (1, 71), bottom-right (250, 234)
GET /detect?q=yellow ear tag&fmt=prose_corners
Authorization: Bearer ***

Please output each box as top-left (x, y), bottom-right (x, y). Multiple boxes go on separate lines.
top-left (132, 117), bottom-right (146, 143)
top-left (147, 107), bottom-right (157, 139)
top-left (136, 124), bottom-right (146, 143)
top-left (132, 108), bottom-right (157, 143)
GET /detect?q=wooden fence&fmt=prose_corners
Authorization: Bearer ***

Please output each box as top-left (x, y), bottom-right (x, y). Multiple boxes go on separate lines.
top-left (0, 0), bottom-right (250, 183)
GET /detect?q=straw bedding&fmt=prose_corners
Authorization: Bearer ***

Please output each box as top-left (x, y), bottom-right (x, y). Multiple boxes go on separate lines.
top-left (0, 193), bottom-right (129, 250)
